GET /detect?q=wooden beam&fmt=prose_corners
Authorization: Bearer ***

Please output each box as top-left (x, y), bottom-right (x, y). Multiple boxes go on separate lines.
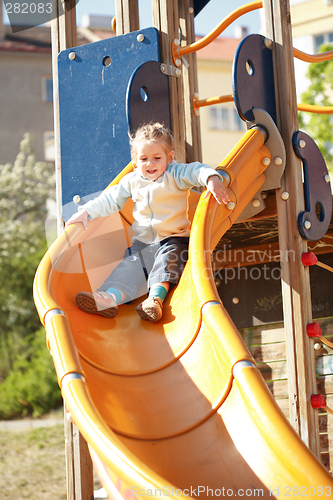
top-left (51, 1), bottom-right (95, 497)
top-left (115, 0), bottom-right (139, 35)
top-left (178, 0), bottom-right (202, 162)
top-left (262, 0), bottom-right (320, 456)
top-left (152, 0), bottom-right (186, 161)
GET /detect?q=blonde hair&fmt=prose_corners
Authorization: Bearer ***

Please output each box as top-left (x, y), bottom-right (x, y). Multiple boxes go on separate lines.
top-left (130, 122), bottom-right (174, 162)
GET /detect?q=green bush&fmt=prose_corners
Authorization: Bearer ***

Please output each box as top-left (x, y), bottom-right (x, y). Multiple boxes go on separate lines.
top-left (0, 327), bottom-right (62, 419)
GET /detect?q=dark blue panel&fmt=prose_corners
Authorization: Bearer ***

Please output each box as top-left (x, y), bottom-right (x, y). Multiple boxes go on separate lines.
top-left (126, 60), bottom-right (170, 133)
top-left (232, 34), bottom-right (277, 124)
top-left (58, 28), bottom-right (160, 220)
top-left (293, 131), bottom-right (332, 241)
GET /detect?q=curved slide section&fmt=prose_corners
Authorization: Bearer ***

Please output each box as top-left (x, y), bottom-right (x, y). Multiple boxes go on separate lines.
top-left (34, 128), bottom-right (333, 499)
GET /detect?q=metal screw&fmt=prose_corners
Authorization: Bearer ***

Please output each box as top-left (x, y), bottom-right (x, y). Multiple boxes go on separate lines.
top-left (175, 58), bottom-right (182, 67)
top-left (314, 343), bottom-right (322, 351)
top-left (262, 157), bottom-right (271, 166)
top-left (188, 7), bottom-right (194, 14)
top-left (324, 174), bottom-right (330, 183)
top-left (175, 68), bottom-right (182, 77)
top-left (281, 191), bottom-right (289, 200)
top-left (304, 220), bottom-right (312, 230)
top-left (68, 52), bottom-right (76, 60)
top-left (73, 195), bottom-right (81, 204)
top-left (232, 297), bottom-right (240, 304)
top-left (274, 157), bottom-right (283, 165)
top-left (174, 38), bottom-right (180, 47)
top-left (194, 109), bottom-right (200, 117)
top-left (299, 139), bottom-right (306, 149)
top-left (226, 201), bottom-right (235, 210)
top-left (252, 199), bottom-right (261, 207)
top-left (137, 33), bottom-right (145, 42)
top-left (160, 64), bottom-right (167, 74)
top-left (264, 38), bottom-right (273, 49)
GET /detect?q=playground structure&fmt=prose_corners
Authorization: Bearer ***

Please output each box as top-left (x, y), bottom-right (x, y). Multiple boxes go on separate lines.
top-left (33, 0), bottom-right (333, 499)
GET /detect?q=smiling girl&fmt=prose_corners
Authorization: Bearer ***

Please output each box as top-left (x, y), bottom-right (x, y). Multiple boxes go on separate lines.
top-left (66, 122), bottom-right (230, 322)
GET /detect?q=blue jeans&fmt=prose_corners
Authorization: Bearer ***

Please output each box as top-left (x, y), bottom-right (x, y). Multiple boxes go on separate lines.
top-left (98, 237), bottom-right (189, 300)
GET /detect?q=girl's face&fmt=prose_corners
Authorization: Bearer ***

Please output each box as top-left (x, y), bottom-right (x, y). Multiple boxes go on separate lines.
top-left (135, 141), bottom-right (174, 181)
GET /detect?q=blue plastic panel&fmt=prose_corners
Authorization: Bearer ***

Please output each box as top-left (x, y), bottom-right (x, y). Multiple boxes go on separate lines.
top-left (232, 34), bottom-right (277, 124)
top-left (58, 28), bottom-right (160, 220)
top-left (293, 130), bottom-right (332, 241)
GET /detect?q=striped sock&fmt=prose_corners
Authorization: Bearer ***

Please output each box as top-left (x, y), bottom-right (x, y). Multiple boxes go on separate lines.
top-left (105, 287), bottom-right (123, 304)
top-left (149, 284), bottom-right (168, 302)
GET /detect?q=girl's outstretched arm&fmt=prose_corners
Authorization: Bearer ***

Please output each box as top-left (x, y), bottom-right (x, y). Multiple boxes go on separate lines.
top-left (66, 209), bottom-right (89, 230)
top-left (205, 175), bottom-right (230, 205)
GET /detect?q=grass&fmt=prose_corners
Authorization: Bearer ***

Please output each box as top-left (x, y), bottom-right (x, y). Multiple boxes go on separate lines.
top-left (0, 423), bottom-right (105, 499)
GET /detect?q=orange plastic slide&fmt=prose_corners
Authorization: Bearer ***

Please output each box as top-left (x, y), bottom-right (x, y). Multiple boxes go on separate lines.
top-left (34, 128), bottom-right (333, 499)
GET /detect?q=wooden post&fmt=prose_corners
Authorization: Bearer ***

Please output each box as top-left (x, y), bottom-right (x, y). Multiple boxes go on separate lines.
top-left (115, 0), bottom-right (139, 35)
top-left (178, 0), bottom-right (202, 162)
top-left (152, 0), bottom-right (186, 162)
top-left (51, 1), bottom-right (95, 497)
top-left (262, 0), bottom-right (320, 457)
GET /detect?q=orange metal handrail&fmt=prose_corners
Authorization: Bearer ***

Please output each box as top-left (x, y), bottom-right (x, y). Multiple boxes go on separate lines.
top-left (192, 93), bottom-right (333, 115)
top-left (172, 0), bottom-right (263, 66)
top-left (293, 47), bottom-right (333, 63)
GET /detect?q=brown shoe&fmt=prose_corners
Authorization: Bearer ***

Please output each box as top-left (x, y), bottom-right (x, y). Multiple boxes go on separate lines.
top-left (75, 291), bottom-right (118, 318)
top-left (136, 296), bottom-right (163, 322)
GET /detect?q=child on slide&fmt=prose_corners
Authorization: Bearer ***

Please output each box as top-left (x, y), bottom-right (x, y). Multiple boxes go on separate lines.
top-left (66, 122), bottom-right (230, 322)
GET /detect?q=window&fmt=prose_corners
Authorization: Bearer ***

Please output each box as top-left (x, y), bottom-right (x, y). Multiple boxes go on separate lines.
top-left (42, 76), bottom-right (53, 102)
top-left (44, 131), bottom-right (55, 161)
top-left (209, 107), bottom-right (245, 131)
top-left (315, 33), bottom-right (333, 52)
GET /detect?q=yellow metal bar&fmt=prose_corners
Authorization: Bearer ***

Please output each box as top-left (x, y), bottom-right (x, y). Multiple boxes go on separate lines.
top-left (192, 93), bottom-right (333, 115)
top-left (193, 93), bottom-right (234, 111)
top-left (298, 103), bottom-right (333, 114)
top-left (293, 47), bottom-right (333, 63)
top-left (172, 0), bottom-right (263, 65)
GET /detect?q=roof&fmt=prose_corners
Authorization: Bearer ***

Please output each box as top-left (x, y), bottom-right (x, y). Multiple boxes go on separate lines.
top-left (195, 35), bottom-right (240, 61)
top-left (0, 25), bottom-right (89, 53)
top-left (0, 24), bottom-right (240, 61)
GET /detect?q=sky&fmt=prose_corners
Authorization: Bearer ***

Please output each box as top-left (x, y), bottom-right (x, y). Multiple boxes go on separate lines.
top-left (3, 0), bottom-right (262, 37)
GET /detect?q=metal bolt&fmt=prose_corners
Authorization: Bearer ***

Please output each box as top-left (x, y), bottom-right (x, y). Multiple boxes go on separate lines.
top-left (73, 195), bottom-right (81, 204)
top-left (175, 58), bottom-right (182, 67)
top-left (304, 220), bottom-right (311, 230)
top-left (274, 156), bottom-right (283, 166)
top-left (314, 343), bottom-right (322, 351)
top-left (226, 201), bottom-right (235, 210)
top-left (264, 38), bottom-right (273, 49)
top-left (232, 297), bottom-right (240, 304)
top-left (68, 52), bottom-right (76, 60)
top-left (160, 64), bottom-right (167, 74)
top-left (299, 139), bottom-right (306, 149)
top-left (188, 7), bottom-right (194, 14)
top-left (324, 173), bottom-right (330, 183)
top-left (194, 109), bottom-right (200, 117)
top-left (252, 199), bottom-right (261, 207)
top-left (174, 38), bottom-right (180, 47)
top-left (175, 68), bottom-right (182, 77)
top-left (281, 191), bottom-right (289, 200)
top-left (137, 33), bottom-right (145, 42)
top-left (262, 157), bottom-right (271, 166)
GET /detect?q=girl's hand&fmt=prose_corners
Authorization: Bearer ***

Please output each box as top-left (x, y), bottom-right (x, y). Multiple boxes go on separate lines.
top-left (65, 209), bottom-right (89, 230)
top-left (205, 175), bottom-right (230, 205)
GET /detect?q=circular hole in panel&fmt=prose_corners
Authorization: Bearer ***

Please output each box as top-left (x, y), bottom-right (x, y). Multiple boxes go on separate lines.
top-left (140, 86), bottom-right (149, 102)
top-left (246, 60), bottom-right (254, 76)
top-left (103, 56), bottom-right (111, 67)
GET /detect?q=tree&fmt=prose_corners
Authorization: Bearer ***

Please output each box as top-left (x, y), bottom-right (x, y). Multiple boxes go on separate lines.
top-left (298, 43), bottom-right (333, 173)
top-left (0, 134), bottom-right (61, 418)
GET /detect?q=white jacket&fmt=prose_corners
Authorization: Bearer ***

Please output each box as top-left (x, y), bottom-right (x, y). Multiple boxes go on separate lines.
top-left (80, 161), bottom-right (222, 244)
